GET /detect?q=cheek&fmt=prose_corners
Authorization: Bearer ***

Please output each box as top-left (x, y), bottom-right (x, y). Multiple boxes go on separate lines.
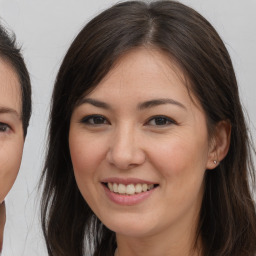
top-left (146, 135), bottom-right (208, 222)
top-left (148, 133), bottom-right (209, 190)
top-left (0, 139), bottom-right (24, 202)
top-left (69, 131), bottom-right (107, 188)
top-left (69, 132), bottom-right (107, 212)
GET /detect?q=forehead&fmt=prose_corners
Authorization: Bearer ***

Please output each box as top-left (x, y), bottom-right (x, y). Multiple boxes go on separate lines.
top-left (87, 48), bottom-right (196, 106)
top-left (0, 58), bottom-right (22, 115)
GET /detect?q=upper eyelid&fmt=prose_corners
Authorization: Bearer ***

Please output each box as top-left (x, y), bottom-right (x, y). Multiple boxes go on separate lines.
top-left (0, 122), bottom-right (11, 132)
top-left (0, 122), bottom-right (10, 126)
top-left (145, 115), bottom-right (177, 124)
top-left (80, 114), bottom-right (110, 124)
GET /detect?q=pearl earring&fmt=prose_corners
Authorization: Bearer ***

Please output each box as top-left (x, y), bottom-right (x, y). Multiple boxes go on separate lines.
top-left (213, 160), bottom-right (217, 164)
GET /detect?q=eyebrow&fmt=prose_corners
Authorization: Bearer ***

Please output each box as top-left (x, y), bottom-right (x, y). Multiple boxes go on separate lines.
top-left (138, 98), bottom-right (186, 110)
top-left (78, 97), bottom-right (186, 111)
top-left (0, 106), bottom-right (20, 118)
top-left (78, 98), bottom-right (111, 109)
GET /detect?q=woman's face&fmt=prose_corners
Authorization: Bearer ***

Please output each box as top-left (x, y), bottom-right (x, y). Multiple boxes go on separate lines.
top-left (69, 48), bottom-right (215, 239)
top-left (0, 59), bottom-right (24, 203)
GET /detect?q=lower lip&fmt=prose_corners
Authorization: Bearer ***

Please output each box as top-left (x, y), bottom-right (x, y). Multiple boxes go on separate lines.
top-left (102, 184), bottom-right (156, 206)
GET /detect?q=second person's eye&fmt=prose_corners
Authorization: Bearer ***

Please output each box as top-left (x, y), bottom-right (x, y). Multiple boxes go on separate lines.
top-left (0, 122), bottom-right (10, 133)
top-left (81, 115), bottom-right (109, 125)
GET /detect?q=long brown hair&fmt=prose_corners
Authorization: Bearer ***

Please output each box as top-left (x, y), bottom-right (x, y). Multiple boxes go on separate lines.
top-left (40, 1), bottom-right (256, 255)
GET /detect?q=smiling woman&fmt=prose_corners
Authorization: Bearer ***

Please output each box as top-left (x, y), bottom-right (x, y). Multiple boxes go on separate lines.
top-left (0, 24), bottom-right (31, 253)
top-left (69, 48), bottom-right (217, 241)
top-left (40, 1), bottom-right (256, 256)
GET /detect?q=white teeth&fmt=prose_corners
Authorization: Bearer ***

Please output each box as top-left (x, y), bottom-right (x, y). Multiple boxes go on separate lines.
top-left (113, 183), bottom-right (118, 193)
top-left (107, 182), bottom-right (155, 195)
top-left (126, 184), bottom-right (136, 195)
top-left (108, 183), bottom-right (113, 191)
top-left (135, 184), bottom-right (142, 193)
top-left (142, 184), bottom-right (148, 192)
top-left (118, 184), bottom-right (126, 194)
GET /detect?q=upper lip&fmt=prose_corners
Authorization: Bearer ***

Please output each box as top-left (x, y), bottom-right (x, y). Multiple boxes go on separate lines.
top-left (101, 177), bottom-right (158, 185)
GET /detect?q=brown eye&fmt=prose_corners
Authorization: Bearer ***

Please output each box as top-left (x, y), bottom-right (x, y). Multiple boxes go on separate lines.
top-left (0, 122), bottom-right (10, 132)
top-left (146, 116), bottom-right (176, 126)
top-left (81, 115), bottom-right (109, 125)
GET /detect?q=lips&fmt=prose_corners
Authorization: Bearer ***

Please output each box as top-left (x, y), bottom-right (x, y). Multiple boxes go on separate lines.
top-left (106, 182), bottom-right (155, 195)
top-left (101, 178), bottom-right (159, 205)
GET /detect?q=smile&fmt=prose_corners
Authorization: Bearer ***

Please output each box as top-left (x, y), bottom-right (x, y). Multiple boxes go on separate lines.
top-left (101, 178), bottom-right (159, 205)
top-left (106, 182), bottom-right (156, 195)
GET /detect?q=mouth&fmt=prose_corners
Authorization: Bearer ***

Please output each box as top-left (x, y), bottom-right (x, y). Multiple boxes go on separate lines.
top-left (102, 182), bottom-right (159, 196)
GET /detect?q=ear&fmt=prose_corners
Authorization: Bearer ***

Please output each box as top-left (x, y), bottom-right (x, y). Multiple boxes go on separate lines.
top-left (206, 120), bottom-right (231, 169)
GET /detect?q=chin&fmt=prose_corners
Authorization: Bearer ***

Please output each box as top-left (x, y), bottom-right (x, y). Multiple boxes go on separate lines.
top-left (103, 217), bottom-right (157, 238)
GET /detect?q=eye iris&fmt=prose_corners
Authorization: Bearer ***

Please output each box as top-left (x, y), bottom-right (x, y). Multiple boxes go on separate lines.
top-left (93, 116), bottom-right (105, 124)
top-left (0, 124), bottom-right (7, 132)
top-left (155, 117), bottom-right (167, 125)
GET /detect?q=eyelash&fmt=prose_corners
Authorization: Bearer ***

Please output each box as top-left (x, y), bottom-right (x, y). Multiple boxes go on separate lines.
top-left (145, 115), bottom-right (177, 126)
top-left (80, 114), bottom-right (177, 127)
top-left (80, 115), bottom-right (110, 125)
top-left (0, 122), bottom-right (11, 133)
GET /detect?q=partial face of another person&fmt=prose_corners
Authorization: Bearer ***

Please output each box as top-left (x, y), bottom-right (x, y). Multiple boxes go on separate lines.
top-left (0, 59), bottom-right (24, 203)
top-left (69, 48), bottom-right (217, 239)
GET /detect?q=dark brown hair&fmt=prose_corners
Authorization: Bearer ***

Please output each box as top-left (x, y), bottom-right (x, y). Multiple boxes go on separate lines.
top-left (40, 1), bottom-right (256, 255)
top-left (0, 23), bottom-right (32, 136)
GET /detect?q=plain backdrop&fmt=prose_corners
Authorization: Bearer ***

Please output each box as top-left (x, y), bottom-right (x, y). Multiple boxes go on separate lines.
top-left (0, 0), bottom-right (255, 255)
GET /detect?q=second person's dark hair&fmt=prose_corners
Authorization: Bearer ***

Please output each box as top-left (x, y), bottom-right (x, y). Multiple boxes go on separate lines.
top-left (0, 23), bottom-right (31, 136)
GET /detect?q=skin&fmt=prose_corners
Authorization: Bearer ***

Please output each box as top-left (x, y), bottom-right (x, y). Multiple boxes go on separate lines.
top-left (0, 58), bottom-right (24, 251)
top-left (69, 48), bottom-right (230, 256)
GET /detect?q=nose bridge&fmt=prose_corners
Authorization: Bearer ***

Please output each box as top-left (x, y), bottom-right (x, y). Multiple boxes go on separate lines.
top-left (107, 122), bottom-right (145, 169)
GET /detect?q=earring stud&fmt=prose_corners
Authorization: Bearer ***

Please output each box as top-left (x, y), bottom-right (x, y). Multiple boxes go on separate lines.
top-left (213, 160), bottom-right (217, 164)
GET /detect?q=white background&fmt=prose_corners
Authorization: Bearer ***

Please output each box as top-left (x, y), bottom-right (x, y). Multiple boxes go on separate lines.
top-left (0, 0), bottom-right (255, 255)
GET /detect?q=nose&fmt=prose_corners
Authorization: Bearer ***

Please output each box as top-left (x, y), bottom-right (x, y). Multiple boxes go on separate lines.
top-left (106, 125), bottom-right (146, 170)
